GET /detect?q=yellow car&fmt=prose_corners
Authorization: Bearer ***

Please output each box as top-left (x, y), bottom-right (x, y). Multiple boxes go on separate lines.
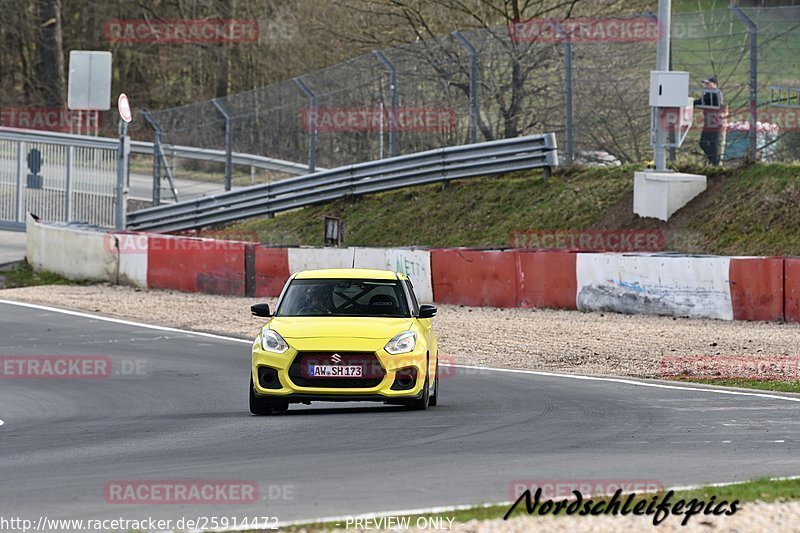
top-left (249, 268), bottom-right (439, 415)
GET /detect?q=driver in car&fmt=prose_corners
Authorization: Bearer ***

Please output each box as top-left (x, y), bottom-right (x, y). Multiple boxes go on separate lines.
top-left (303, 285), bottom-right (333, 314)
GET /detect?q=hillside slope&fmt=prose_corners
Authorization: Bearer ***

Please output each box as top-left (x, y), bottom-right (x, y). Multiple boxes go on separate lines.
top-left (225, 163), bottom-right (800, 256)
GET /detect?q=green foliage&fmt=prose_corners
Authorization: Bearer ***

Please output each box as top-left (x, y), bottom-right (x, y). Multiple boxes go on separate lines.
top-left (227, 163), bottom-right (800, 256)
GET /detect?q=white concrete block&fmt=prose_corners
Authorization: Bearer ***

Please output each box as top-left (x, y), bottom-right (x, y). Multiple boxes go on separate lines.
top-left (634, 170), bottom-right (706, 221)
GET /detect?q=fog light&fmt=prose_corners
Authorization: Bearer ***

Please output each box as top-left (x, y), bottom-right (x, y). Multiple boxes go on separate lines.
top-left (391, 366), bottom-right (418, 391)
top-left (258, 366), bottom-right (282, 389)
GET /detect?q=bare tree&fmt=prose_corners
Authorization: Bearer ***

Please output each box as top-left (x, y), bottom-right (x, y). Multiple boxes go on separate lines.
top-left (37, 0), bottom-right (66, 107)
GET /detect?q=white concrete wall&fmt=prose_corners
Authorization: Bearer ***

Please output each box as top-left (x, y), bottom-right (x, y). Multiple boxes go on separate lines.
top-left (576, 253), bottom-right (733, 320)
top-left (109, 232), bottom-right (148, 287)
top-left (287, 246), bottom-right (434, 302)
top-left (383, 249), bottom-right (433, 302)
top-left (25, 215), bottom-right (147, 287)
top-left (287, 247), bottom-right (356, 272)
top-left (26, 214), bottom-right (117, 282)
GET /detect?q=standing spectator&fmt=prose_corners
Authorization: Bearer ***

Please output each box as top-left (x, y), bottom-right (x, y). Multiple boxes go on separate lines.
top-left (694, 76), bottom-right (724, 165)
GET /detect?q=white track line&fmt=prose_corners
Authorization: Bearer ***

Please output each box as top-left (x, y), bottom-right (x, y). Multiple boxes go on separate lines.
top-left (2, 299), bottom-right (799, 404)
top-left (448, 363), bottom-right (800, 403)
top-left (2, 299), bottom-right (799, 530)
top-left (0, 299), bottom-right (252, 344)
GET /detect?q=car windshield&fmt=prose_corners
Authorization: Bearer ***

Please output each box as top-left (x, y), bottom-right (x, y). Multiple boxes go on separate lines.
top-left (276, 278), bottom-right (410, 317)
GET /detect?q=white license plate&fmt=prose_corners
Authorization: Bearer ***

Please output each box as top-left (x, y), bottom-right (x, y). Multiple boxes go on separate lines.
top-left (309, 365), bottom-right (363, 377)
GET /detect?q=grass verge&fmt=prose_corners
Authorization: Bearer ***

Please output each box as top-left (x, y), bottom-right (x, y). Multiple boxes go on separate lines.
top-left (667, 377), bottom-right (800, 394)
top-left (280, 477), bottom-right (800, 531)
top-left (222, 162), bottom-right (800, 256)
top-left (0, 260), bottom-right (86, 289)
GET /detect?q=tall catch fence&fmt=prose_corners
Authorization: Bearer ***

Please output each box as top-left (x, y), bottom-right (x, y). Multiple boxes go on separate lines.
top-left (143, 6), bottom-right (800, 183)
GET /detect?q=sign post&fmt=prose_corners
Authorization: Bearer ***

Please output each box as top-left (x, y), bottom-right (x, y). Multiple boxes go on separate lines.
top-left (115, 93), bottom-right (132, 230)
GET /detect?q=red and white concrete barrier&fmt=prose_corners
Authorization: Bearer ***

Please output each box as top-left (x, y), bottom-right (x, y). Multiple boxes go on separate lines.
top-left (22, 217), bottom-right (795, 322)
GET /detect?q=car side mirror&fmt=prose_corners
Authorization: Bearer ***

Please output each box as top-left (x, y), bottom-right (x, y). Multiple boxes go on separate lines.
top-left (251, 303), bottom-right (271, 317)
top-left (418, 304), bottom-right (437, 319)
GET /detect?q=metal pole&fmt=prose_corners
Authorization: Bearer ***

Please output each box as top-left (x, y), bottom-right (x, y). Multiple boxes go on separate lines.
top-left (15, 141), bottom-right (24, 222)
top-left (293, 77), bottom-right (317, 173)
top-left (452, 31), bottom-right (478, 144)
top-left (65, 145), bottom-right (73, 222)
top-left (732, 6), bottom-right (758, 161)
top-left (668, 23), bottom-right (676, 162)
top-left (212, 98), bottom-right (234, 191)
top-left (654, 0), bottom-right (671, 171)
top-left (141, 110), bottom-right (162, 206)
top-left (373, 50), bottom-right (398, 157)
top-left (115, 119), bottom-right (129, 230)
top-left (548, 22), bottom-right (574, 164)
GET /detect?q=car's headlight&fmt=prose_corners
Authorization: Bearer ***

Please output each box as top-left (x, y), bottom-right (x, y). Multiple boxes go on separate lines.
top-left (385, 331), bottom-right (417, 355)
top-left (261, 328), bottom-right (289, 353)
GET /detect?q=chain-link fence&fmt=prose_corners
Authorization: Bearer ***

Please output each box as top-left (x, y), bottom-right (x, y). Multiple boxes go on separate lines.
top-left (140, 6), bottom-right (800, 183)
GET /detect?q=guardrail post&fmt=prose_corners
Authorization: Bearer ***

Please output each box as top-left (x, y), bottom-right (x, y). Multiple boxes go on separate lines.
top-left (116, 119), bottom-right (130, 230)
top-left (293, 77), bottom-right (317, 173)
top-left (212, 98), bottom-right (234, 191)
top-left (549, 21), bottom-right (573, 165)
top-left (15, 141), bottom-right (24, 222)
top-left (65, 145), bottom-right (73, 222)
top-left (543, 132), bottom-right (559, 181)
top-left (452, 31), bottom-right (478, 145)
top-left (373, 50), bottom-right (398, 157)
top-left (732, 6), bottom-right (758, 162)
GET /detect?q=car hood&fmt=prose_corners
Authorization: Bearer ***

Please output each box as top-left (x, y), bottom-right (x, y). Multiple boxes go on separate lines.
top-left (268, 316), bottom-right (413, 339)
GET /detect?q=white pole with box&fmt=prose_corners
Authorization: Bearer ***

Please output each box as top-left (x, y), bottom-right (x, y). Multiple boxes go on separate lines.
top-left (634, 0), bottom-right (706, 221)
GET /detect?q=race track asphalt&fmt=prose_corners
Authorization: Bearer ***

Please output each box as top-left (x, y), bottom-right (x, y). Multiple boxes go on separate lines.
top-left (0, 299), bottom-right (799, 526)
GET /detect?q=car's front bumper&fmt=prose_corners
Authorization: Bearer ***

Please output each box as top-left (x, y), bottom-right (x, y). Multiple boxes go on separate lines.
top-left (251, 337), bottom-right (427, 402)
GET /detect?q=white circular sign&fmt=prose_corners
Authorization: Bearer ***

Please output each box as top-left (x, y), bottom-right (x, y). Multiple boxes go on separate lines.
top-left (117, 93), bottom-right (132, 123)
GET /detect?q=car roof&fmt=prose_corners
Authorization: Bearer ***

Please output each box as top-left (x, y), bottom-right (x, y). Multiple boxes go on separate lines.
top-left (294, 268), bottom-right (407, 281)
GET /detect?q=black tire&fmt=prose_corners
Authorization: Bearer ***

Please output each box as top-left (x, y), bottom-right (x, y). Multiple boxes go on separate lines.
top-left (428, 358), bottom-right (439, 407)
top-left (249, 373), bottom-right (274, 416)
top-left (272, 402), bottom-right (289, 413)
top-left (407, 358), bottom-right (430, 411)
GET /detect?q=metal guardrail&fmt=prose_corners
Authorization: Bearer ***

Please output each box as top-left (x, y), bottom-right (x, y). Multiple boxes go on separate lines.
top-left (0, 128), bottom-right (316, 176)
top-left (127, 133), bottom-right (558, 233)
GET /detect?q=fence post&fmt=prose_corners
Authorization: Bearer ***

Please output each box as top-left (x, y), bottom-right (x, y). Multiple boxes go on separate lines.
top-left (373, 50), bottom-right (398, 157)
top-left (141, 110), bottom-right (179, 205)
top-left (212, 98), bottom-right (234, 191)
top-left (293, 77), bottom-right (317, 173)
top-left (65, 145), bottom-right (73, 222)
top-left (141, 110), bottom-right (162, 206)
top-left (15, 141), bottom-right (24, 222)
top-left (549, 22), bottom-right (573, 164)
top-left (732, 6), bottom-right (758, 162)
top-left (452, 31), bottom-right (478, 144)
top-left (116, 119), bottom-right (130, 230)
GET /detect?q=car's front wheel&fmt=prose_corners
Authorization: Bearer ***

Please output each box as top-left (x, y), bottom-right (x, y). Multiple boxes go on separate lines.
top-left (249, 373), bottom-right (274, 415)
top-left (408, 359), bottom-right (431, 411)
top-left (428, 358), bottom-right (439, 407)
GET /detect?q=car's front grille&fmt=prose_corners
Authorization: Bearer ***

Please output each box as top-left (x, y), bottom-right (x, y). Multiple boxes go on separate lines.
top-left (289, 351), bottom-right (385, 388)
